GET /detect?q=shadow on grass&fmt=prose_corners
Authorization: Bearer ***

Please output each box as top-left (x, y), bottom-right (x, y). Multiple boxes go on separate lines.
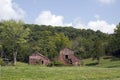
top-left (105, 65), bottom-right (120, 68)
top-left (85, 62), bottom-right (99, 66)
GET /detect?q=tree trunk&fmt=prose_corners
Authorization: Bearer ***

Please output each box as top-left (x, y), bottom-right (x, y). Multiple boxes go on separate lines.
top-left (13, 51), bottom-right (17, 66)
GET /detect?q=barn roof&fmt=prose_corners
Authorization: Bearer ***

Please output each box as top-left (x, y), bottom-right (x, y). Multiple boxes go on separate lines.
top-left (30, 51), bottom-right (49, 60)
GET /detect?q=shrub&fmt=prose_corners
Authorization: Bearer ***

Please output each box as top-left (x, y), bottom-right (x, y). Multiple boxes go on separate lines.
top-left (0, 57), bottom-right (6, 66)
top-left (47, 62), bottom-right (54, 67)
top-left (111, 57), bottom-right (120, 61)
top-left (47, 61), bottom-right (64, 67)
top-left (53, 61), bottom-right (63, 66)
top-left (103, 56), bottom-right (112, 59)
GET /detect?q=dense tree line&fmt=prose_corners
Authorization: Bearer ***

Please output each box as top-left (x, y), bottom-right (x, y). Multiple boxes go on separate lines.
top-left (0, 20), bottom-right (120, 65)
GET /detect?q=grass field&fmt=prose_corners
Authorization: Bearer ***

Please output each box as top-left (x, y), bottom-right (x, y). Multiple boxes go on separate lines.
top-left (0, 58), bottom-right (120, 80)
top-left (83, 58), bottom-right (120, 68)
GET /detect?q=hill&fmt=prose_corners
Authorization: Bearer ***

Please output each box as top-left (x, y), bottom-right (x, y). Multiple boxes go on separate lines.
top-left (83, 57), bottom-right (120, 68)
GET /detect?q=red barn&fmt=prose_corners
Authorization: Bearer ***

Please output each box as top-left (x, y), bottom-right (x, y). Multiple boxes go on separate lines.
top-left (29, 51), bottom-right (50, 65)
top-left (57, 48), bottom-right (80, 66)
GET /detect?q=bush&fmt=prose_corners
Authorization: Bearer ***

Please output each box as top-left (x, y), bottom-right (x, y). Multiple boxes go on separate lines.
top-left (111, 57), bottom-right (120, 61)
top-left (47, 62), bottom-right (54, 67)
top-left (103, 56), bottom-right (112, 59)
top-left (0, 57), bottom-right (6, 66)
top-left (47, 61), bottom-right (64, 67)
top-left (53, 61), bottom-right (63, 66)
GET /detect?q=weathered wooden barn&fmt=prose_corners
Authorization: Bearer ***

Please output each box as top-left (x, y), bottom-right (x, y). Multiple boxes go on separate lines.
top-left (57, 48), bottom-right (80, 65)
top-left (29, 51), bottom-right (50, 65)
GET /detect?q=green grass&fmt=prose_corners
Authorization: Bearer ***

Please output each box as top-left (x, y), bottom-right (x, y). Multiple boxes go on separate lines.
top-left (0, 58), bottom-right (120, 80)
top-left (83, 57), bottom-right (120, 68)
top-left (1, 66), bottom-right (120, 80)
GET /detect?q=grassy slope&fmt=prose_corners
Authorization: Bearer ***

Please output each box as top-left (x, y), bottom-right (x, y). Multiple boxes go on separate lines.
top-left (1, 59), bottom-right (120, 80)
top-left (83, 58), bottom-right (120, 68)
top-left (1, 66), bottom-right (120, 80)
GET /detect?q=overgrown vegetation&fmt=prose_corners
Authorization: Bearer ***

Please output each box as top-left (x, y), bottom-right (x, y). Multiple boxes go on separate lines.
top-left (83, 57), bottom-right (120, 68)
top-left (0, 57), bottom-right (6, 66)
top-left (0, 20), bottom-right (120, 65)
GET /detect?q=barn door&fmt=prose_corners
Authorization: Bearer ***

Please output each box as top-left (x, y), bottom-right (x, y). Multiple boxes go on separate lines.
top-left (65, 55), bottom-right (68, 59)
top-left (41, 60), bottom-right (44, 64)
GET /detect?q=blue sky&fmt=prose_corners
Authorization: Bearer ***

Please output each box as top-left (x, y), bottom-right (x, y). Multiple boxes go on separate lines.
top-left (0, 0), bottom-right (120, 33)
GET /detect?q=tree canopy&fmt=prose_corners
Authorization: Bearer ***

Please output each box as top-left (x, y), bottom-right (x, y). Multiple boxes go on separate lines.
top-left (0, 20), bottom-right (120, 64)
top-left (0, 20), bottom-right (30, 65)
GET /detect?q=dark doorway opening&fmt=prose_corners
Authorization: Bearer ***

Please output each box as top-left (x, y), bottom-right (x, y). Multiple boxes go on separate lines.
top-left (41, 60), bottom-right (44, 64)
top-left (65, 55), bottom-right (68, 59)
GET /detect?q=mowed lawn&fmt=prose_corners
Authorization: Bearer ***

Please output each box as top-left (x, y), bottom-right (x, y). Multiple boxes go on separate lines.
top-left (1, 65), bottom-right (120, 80)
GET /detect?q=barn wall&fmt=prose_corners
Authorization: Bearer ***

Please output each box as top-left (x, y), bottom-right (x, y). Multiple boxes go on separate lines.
top-left (29, 53), bottom-right (50, 65)
top-left (57, 48), bottom-right (80, 65)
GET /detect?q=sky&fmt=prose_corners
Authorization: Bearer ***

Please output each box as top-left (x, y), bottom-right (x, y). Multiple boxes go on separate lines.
top-left (0, 0), bottom-right (120, 33)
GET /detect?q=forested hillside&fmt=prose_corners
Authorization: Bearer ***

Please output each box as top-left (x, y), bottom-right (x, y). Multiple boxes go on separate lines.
top-left (0, 20), bottom-right (120, 64)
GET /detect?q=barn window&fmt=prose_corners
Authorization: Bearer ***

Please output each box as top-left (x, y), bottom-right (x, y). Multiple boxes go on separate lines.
top-left (65, 55), bottom-right (68, 59)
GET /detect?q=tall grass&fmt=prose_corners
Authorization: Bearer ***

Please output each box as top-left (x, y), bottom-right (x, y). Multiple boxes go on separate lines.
top-left (83, 57), bottom-right (120, 68)
top-left (1, 66), bottom-right (120, 80)
top-left (1, 58), bottom-right (120, 80)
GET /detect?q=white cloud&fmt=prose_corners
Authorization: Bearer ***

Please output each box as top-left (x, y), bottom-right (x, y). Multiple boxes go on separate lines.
top-left (98, 0), bottom-right (115, 4)
top-left (87, 20), bottom-right (116, 33)
top-left (71, 18), bottom-right (116, 33)
top-left (0, 0), bottom-right (25, 20)
top-left (35, 11), bottom-right (72, 27)
top-left (35, 11), bottom-right (64, 26)
top-left (72, 18), bottom-right (86, 29)
top-left (35, 11), bottom-right (116, 34)
top-left (64, 23), bottom-right (72, 27)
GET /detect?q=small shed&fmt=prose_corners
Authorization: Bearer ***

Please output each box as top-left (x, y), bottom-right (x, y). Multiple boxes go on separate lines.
top-left (57, 48), bottom-right (80, 65)
top-left (29, 51), bottom-right (50, 65)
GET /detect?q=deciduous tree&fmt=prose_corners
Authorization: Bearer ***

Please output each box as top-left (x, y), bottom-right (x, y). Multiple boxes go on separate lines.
top-left (1, 20), bottom-right (30, 65)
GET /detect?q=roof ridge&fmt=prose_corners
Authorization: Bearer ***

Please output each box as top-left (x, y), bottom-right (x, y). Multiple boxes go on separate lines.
top-left (34, 51), bottom-right (49, 60)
